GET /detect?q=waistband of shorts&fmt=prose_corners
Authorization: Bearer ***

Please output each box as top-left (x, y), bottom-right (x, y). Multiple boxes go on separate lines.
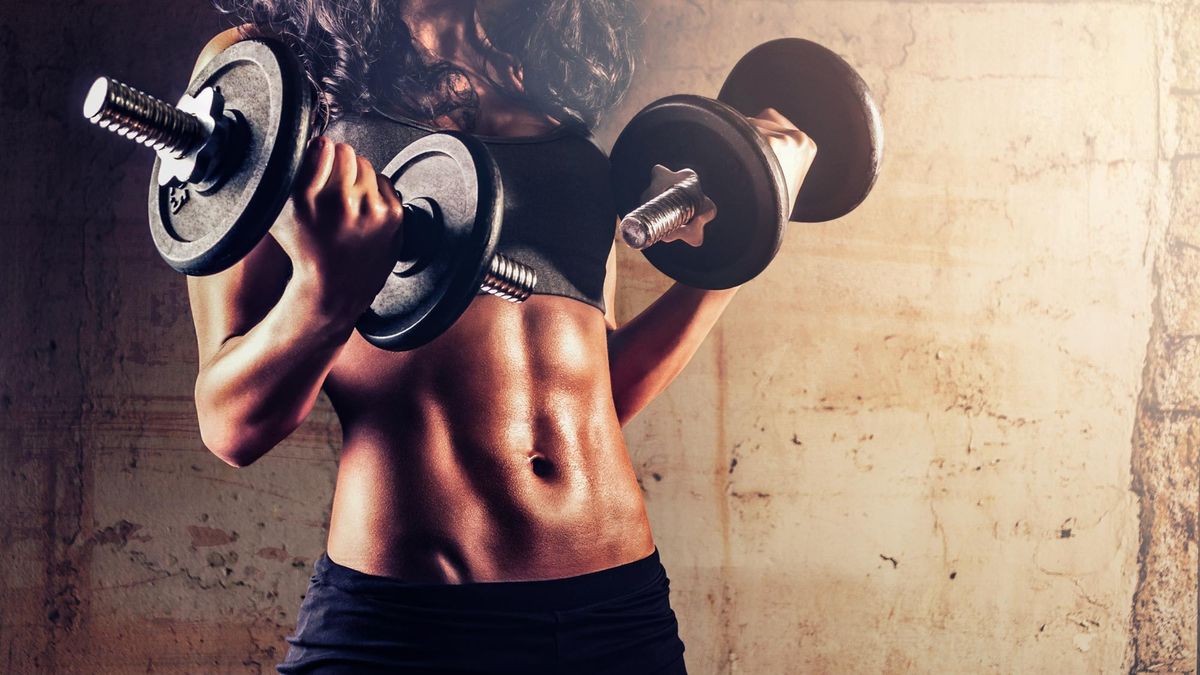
top-left (313, 548), bottom-right (667, 612)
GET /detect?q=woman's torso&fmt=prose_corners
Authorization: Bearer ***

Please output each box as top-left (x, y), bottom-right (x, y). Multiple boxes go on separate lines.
top-left (319, 113), bottom-right (654, 583)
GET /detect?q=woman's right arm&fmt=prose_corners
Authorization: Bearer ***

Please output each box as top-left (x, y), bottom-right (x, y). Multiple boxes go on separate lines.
top-left (189, 235), bottom-right (354, 467)
top-left (190, 135), bottom-right (406, 467)
top-left (186, 30), bottom-right (406, 467)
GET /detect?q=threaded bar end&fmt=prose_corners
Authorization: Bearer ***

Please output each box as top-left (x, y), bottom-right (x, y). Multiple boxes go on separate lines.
top-left (481, 255), bottom-right (537, 303)
top-left (84, 77), bottom-right (207, 157)
top-left (620, 174), bottom-right (703, 250)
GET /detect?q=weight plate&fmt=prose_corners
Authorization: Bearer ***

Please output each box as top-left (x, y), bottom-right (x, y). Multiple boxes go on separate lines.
top-left (610, 95), bottom-right (788, 290)
top-left (148, 38), bottom-right (312, 275)
top-left (357, 132), bottom-right (503, 351)
top-left (719, 38), bottom-right (883, 223)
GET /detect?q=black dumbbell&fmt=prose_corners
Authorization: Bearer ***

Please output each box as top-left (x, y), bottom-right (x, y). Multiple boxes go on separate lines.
top-left (610, 38), bottom-right (884, 289)
top-left (83, 38), bottom-right (536, 351)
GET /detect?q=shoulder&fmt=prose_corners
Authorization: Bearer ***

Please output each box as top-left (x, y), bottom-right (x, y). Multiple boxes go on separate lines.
top-left (190, 24), bottom-right (260, 82)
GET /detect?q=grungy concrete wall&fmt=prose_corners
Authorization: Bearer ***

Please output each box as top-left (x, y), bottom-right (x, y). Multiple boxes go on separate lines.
top-left (1130, 3), bottom-right (1200, 671)
top-left (0, 0), bottom-right (1195, 673)
top-left (599, 1), bottom-right (1196, 672)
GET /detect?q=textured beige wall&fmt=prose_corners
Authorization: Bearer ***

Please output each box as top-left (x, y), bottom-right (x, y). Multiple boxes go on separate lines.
top-left (600, 1), bottom-right (1195, 672)
top-left (1, 0), bottom-right (1196, 673)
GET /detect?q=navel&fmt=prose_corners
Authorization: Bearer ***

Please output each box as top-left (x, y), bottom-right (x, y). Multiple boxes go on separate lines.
top-left (529, 454), bottom-right (556, 479)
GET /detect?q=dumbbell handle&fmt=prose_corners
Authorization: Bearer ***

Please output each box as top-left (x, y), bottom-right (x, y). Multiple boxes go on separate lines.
top-left (620, 172), bottom-right (706, 250)
top-left (85, 76), bottom-right (537, 303)
top-left (396, 201), bottom-right (536, 302)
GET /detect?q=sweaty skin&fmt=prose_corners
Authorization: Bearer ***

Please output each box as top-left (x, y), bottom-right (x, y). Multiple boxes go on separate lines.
top-left (187, 5), bottom-right (816, 583)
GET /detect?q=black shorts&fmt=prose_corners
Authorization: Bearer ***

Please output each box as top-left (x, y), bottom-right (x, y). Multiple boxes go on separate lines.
top-left (277, 549), bottom-right (687, 675)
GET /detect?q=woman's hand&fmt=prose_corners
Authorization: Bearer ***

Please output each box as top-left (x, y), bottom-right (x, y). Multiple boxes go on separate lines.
top-left (748, 107), bottom-right (818, 215)
top-left (272, 137), bottom-right (406, 324)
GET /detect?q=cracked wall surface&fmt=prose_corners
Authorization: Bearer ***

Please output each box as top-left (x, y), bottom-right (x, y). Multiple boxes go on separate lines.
top-left (600, 1), bottom-right (1195, 673)
top-left (0, 0), bottom-right (1196, 673)
top-left (1128, 3), bottom-right (1200, 673)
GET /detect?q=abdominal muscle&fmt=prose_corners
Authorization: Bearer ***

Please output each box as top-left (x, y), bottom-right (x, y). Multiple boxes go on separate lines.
top-left (321, 293), bottom-right (655, 583)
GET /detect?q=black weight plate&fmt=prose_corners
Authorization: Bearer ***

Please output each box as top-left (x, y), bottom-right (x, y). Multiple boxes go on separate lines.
top-left (610, 95), bottom-right (788, 290)
top-left (148, 39), bottom-right (312, 275)
top-left (719, 38), bottom-right (883, 223)
top-left (357, 132), bottom-right (502, 351)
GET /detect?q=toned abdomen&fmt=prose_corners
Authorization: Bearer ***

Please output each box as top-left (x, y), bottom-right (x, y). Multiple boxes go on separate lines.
top-left (322, 295), bottom-right (654, 582)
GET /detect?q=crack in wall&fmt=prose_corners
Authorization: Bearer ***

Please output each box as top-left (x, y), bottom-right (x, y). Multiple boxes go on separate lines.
top-left (1127, 4), bottom-right (1199, 673)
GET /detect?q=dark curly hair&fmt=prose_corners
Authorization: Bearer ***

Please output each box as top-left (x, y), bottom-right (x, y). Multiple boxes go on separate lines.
top-left (213, 0), bottom-right (641, 132)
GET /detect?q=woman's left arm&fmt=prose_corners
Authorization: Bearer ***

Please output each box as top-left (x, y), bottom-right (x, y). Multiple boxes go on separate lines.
top-left (607, 275), bottom-right (738, 425)
top-left (606, 108), bottom-right (816, 426)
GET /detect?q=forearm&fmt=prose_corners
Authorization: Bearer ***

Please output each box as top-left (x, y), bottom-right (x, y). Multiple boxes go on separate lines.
top-left (608, 282), bottom-right (738, 425)
top-left (195, 273), bottom-right (355, 467)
